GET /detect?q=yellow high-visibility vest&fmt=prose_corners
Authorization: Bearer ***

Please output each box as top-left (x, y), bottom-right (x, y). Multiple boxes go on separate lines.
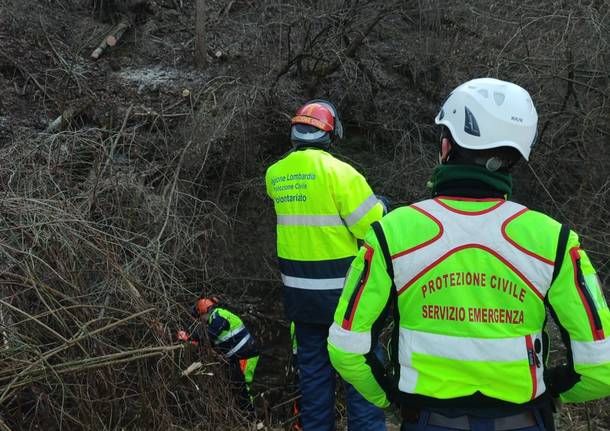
top-left (266, 148), bottom-right (383, 323)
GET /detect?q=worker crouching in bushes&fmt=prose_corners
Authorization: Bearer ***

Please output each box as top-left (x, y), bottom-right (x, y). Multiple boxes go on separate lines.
top-left (178, 297), bottom-right (260, 413)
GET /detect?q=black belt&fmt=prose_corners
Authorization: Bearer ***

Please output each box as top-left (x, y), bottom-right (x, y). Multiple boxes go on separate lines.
top-left (427, 411), bottom-right (536, 431)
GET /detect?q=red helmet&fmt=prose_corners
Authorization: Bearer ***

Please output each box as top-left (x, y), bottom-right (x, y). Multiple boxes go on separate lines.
top-left (291, 102), bottom-right (335, 132)
top-left (290, 99), bottom-right (343, 145)
top-left (192, 297), bottom-right (217, 317)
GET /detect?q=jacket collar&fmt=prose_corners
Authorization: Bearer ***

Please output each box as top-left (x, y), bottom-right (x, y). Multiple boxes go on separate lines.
top-left (429, 164), bottom-right (512, 199)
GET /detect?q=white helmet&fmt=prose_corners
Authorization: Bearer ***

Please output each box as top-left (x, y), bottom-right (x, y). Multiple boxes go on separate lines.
top-left (435, 78), bottom-right (538, 160)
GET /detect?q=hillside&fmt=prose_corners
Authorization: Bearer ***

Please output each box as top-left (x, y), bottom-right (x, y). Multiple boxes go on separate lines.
top-left (0, 0), bottom-right (608, 429)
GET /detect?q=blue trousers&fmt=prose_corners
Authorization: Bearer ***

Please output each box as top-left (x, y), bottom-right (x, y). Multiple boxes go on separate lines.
top-left (294, 323), bottom-right (386, 431)
top-left (400, 410), bottom-right (547, 431)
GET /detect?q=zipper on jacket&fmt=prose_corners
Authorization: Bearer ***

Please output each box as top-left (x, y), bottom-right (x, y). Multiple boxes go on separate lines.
top-left (574, 253), bottom-right (604, 339)
top-left (342, 246), bottom-right (373, 330)
top-left (570, 248), bottom-right (604, 340)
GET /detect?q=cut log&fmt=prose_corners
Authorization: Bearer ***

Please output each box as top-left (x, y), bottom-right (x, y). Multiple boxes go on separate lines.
top-left (106, 20), bottom-right (130, 46)
top-left (91, 17), bottom-right (131, 60)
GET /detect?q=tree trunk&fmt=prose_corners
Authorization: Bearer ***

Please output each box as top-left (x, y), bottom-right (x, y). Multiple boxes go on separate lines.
top-left (194, 0), bottom-right (207, 68)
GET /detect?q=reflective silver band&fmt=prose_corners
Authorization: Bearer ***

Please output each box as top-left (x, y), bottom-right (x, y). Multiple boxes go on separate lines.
top-left (572, 338), bottom-right (610, 364)
top-left (277, 214), bottom-right (344, 226)
top-left (399, 328), bottom-right (533, 362)
top-left (281, 274), bottom-right (345, 290)
top-left (225, 333), bottom-right (251, 358)
top-left (328, 322), bottom-right (371, 354)
top-left (398, 328), bottom-right (545, 395)
top-left (345, 194), bottom-right (379, 227)
top-left (215, 325), bottom-right (246, 344)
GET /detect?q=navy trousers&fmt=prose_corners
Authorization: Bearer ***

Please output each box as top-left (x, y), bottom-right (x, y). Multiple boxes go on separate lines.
top-left (294, 323), bottom-right (386, 431)
top-left (400, 410), bottom-right (547, 431)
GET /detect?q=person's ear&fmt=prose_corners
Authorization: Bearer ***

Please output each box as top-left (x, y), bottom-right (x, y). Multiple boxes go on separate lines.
top-left (439, 137), bottom-right (453, 163)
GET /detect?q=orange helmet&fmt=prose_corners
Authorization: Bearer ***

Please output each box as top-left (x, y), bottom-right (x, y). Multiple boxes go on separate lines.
top-left (290, 99), bottom-right (343, 145)
top-left (292, 102), bottom-right (335, 132)
top-left (192, 297), bottom-right (217, 317)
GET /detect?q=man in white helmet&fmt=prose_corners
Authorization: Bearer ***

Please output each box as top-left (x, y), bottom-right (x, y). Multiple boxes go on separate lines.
top-left (328, 78), bottom-right (610, 430)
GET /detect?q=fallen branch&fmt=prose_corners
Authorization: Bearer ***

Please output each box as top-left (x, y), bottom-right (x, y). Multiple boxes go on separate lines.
top-left (91, 17), bottom-right (131, 60)
top-left (0, 417), bottom-right (13, 431)
top-left (45, 100), bottom-right (92, 133)
top-left (0, 308), bottom-right (156, 403)
top-left (312, 9), bottom-right (388, 80)
top-left (181, 361), bottom-right (204, 377)
top-left (0, 344), bottom-right (183, 392)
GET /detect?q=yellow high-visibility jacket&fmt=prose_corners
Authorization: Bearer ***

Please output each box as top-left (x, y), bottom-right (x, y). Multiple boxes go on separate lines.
top-left (328, 196), bottom-right (610, 410)
top-left (266, 148), bottom-right (383, 324)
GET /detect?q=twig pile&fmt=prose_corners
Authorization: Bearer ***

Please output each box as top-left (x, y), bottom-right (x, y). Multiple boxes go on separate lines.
top-left (0, 118), bottom-right (250, 429)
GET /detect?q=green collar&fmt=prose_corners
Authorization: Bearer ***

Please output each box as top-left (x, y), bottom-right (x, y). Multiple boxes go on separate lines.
top-left (428, 164), bottom-right (513, 198)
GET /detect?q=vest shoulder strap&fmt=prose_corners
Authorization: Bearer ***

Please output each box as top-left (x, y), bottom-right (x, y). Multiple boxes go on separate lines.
top-left (371, 220), bottom-right (400, 403)
top-left (551, 224), bottom-right (570, 284)
top-left (372, 221), bottom-right (394, 280)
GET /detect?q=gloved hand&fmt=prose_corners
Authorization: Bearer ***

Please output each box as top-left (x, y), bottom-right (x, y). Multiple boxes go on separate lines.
top-left (383, 402), bottom-right (402, 426)
top-left (544, 364), bottom-right (579, 397)
top-left (376, 195), bottom-right (391, 215)
top-left (176, 330), bottom-right (198, 345)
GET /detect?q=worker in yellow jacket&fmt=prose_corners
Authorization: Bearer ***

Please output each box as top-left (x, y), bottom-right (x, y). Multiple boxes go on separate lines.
top-left (328, 78), bottom-right (610, 430)
top-left (266, 100), bottom-right (386, 430)
top-left (178, 298), bottom-right (259, 412)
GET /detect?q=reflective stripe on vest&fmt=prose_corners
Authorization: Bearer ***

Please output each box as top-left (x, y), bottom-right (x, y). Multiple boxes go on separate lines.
top-left (389, 198), bottom-right (554, 403)
top-left (275, 194), bottom-right (379, 228)
top-left (226, 333), bottom-right (251, 358)
top-left (211, 309), bottom-right (250, 355)
top-left (277, 214), bottom-right (344, 226)
top-left (281, 274), bottom-right (344, 290)
top-left (397, 327), bottom-right (545, 400)
top-left (392, 199), bottom-right (554, 299)
top-left (279, 256), bottom-right (353, 291)
top-left (215, 324), bottom-right (246, 344)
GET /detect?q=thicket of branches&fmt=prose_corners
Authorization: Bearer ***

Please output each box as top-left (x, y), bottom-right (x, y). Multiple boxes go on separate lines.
top-left (0, 0), bottom-right (608, 429)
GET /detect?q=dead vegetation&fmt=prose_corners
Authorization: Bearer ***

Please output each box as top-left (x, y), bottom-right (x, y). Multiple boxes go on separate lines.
top-left (0, 0), bottom-right (608, 429)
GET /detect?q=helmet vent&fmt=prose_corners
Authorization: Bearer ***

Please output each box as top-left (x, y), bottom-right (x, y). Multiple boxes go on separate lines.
top-left (438, 109), bottom-right (445, 120)
top-left (493, 92), bottom-right (506, 106)
top-left (464, 106), bottom-right (480, 137)
top-left (477, 89), bottom-right (489, 98)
